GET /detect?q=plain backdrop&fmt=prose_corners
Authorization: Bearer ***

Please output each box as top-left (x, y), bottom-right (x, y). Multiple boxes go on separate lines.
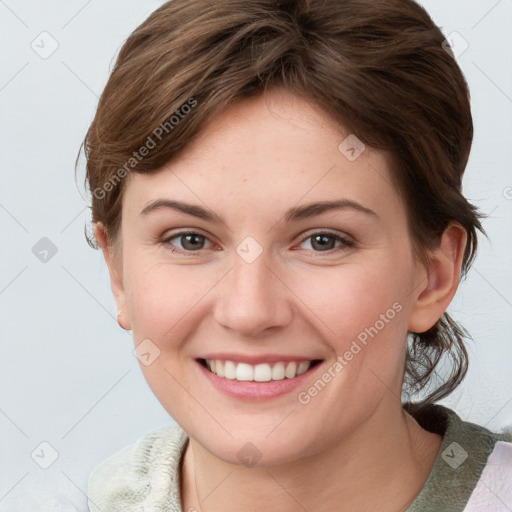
top-left (0, 0), bottom-right (511, 510)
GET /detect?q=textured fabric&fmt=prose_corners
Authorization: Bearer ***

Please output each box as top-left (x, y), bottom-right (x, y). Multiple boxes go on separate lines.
top-left (87, 405), bottom-right (512, 511)
top-left (406, 405), bottom-right (512, 511)
top-left (88, 425), bottom-right (188, 512)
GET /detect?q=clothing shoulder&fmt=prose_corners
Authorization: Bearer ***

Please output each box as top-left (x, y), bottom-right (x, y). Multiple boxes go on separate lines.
top-left (407, 403), bottom-right (512, 512)
top-left (464, 431), bottom-right (512, 511)
top-left (88, 423), bottom-right (187, 512)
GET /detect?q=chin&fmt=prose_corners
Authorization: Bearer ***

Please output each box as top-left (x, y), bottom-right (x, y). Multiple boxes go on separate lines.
top-left (187, 418), bottom-right (323, 468)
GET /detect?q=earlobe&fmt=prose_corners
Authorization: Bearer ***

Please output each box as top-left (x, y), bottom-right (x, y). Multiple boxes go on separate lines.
top-left (408, 223), bottom-right (467, 334)
top-left (94, 223), bottom-right (132, 331)
top-left (116, 310), bottom-right (130, 331)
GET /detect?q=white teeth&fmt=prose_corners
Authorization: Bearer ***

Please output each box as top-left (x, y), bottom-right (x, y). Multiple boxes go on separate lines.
top-left (297, 361), bottom-right (310, 376)
top-left (215, 359), bottom-right (225, 377)
top-left (236, 363), bottom-right (254, 381)
top-left (271, 362), bottom-right (285, 381)
top-left (285, 362), bottom-right (297, 378)
top-left (204, 359), bottom-right (314, 381)
top-left (254, 363), bottom-right (272, 382)
top-left (224, 360), bottom-right (236, 380)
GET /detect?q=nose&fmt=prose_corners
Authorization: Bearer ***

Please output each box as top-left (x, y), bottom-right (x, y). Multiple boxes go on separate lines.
top-left (213, 250), bottom-right (293, 338)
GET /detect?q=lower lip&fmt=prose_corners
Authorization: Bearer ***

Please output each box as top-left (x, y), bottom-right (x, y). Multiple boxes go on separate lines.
top-left (196, 360), bottom-right (322, 401)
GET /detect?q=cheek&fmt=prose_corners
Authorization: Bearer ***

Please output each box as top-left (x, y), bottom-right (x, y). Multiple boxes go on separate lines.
top-left (290, 262), bottom-right (411, 417)
top-left (293, 259), bottom-right (409, 342)
top-left (124, 258), bottom-right (218, 343)
top-left (125, 251), bottom-right (412, 351)
top-left (291, 258), bottom-right (412, 404)
top-left (122, 260), bottom-right (216, 415)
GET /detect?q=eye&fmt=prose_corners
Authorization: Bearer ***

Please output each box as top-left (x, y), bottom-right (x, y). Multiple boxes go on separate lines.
top-left (297, 231), bottom-right (354, 253)
top-left (161, 230), bottom-right (354, 255)
top-left (163, 231), bottom-right (213, 253)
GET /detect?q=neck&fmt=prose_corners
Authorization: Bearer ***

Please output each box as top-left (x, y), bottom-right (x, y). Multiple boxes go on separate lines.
top-left (181, 400), bottom-right (442, 512)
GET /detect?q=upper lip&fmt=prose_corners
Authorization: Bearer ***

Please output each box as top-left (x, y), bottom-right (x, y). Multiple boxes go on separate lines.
top-left (198, 353), bottom-right (322, 365)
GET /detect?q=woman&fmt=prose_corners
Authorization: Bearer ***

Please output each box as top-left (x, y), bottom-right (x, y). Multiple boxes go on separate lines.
top-left (82, 0), bottom-right (512, 510)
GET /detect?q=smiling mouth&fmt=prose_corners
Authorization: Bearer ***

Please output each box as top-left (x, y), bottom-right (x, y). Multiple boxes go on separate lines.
top-left (198, 358), bottom-right (323, 382)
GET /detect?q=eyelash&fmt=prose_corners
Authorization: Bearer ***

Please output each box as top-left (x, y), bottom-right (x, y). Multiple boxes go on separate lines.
top-left (161, 230), bottom-right (355, 256)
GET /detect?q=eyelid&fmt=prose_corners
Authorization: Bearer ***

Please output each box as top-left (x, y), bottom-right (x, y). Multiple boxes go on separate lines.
top-left (162, 230), bottom-right (215, 254)
top-left (294, 229), bottom-right (355, 252)
top-left (161, 228), bottom-right (355, 255)
top-left (161, 227), bottom-right (213, 241)
top-left (297, 228), bottom-right (355, 244)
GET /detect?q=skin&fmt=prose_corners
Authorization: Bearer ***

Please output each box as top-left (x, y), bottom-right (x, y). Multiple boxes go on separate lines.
top-left (96, 88), bottom-right (467, 511)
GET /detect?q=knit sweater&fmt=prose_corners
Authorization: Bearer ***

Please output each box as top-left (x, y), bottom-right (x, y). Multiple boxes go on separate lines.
top-left (87, 404), bottom-right (512, 511)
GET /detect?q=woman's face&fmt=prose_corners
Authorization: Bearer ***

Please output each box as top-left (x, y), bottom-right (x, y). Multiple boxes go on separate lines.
top-left (111, 89), bottom-right (428, 465)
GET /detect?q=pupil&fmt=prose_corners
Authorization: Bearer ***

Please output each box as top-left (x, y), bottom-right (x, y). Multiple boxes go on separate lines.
top-left (313, 235), bottom-right (333, 251)
top-left (183, 234), bottom-right (203, 250)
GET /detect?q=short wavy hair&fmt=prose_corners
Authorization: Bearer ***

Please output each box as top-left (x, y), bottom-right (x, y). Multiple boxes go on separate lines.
top-left (79, 0), bottom-right (484, 407)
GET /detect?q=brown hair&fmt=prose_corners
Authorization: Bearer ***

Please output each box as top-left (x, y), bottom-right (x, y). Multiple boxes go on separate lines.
top-left (80, 0), bottom-right (484, 407)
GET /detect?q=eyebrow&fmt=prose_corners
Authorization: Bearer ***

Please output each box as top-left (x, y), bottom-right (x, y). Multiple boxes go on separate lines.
top-left (283, 199), bottom-right (377, 221)
top-left (139, 198), bottom-right (378, 223)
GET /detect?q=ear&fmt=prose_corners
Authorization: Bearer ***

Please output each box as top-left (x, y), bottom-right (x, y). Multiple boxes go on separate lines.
top-left (408, 223), bottom-right (467, 333)
top-left (94, 222), bottom-right (131, 330)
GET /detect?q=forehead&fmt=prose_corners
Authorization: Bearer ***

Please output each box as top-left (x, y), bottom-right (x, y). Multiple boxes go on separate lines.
top-left (169, 89), bottom-right (373, 168)
top-left (123, 89), bottom-right (404, 225)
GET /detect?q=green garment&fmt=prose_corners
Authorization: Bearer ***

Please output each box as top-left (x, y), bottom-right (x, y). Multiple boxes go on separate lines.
top-left (88, 404), bottom-right (512, 511)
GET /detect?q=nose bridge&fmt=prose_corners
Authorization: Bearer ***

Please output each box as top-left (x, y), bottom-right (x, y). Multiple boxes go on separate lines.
top-left (213, 247), bottom-right (291, 336)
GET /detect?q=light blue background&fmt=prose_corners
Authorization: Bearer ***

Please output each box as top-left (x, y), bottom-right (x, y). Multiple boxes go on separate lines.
top-left (1, 1), bottom-right (511, 510)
